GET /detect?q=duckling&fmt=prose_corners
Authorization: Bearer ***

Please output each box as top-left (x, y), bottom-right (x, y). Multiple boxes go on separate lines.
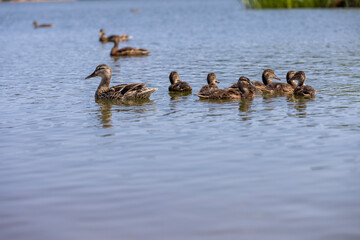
top-left (33, 21), bottom-right (54, 28)
top-left (251, 69), bottom-right (280, 90)
top-left (197, 76), bottom-right (256, 100)
top-left (229, 76), bottom-right (262, 94)
top-left (292, 71), bottom-right (316, 97)
top-left (168, 72), bottom-right (192, 92)
top-left (265, 70), bottom-right (298, 94)
top-left (107, 36), bottom-right (150, 57)
top-left (198, 73), bottom-right (220, 95)
top-left (85, 64), bottom-right (157, 100)
top-left (131, 9), bottom-right (140, 13)
top-left (99, 29), bottom-right (131, 43)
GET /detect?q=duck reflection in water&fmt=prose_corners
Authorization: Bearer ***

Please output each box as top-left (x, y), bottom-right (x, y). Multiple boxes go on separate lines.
top-left (96, 98), bottom-right (153, 128)
top-left (286, 95), bottom-right (315, 118)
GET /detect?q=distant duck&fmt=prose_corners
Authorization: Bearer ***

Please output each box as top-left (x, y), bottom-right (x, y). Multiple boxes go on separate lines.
top-left (198, 73), bottom-right (220, 95)
top-left (99, 29), bottom-right (131, 43)
top-left (292, 71), bottom-right (317, 97)
top-left (85, 64), bottom-right (157, 100)
top-left (107, 36), bottom-right (150, 57)
top-left (168, 72), bottom-right (192, 92)
top-left (197, 76), bottom-right (256, 100)
top-left (33, 21), bottom-right (54, 28)
top-left (130, 9), bottom-right (140, 13)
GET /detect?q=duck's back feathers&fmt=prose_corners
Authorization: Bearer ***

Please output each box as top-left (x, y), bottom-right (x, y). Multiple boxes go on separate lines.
top-left (112, 47), bottom-right (150, 56)
top-left (199, 84), bottom-right (219, 95)
top-left (169, 81), bottom-right (192, 92)
top-left (294, 85), bottom-right (316, 97)
top-left (96, 82), bottom-right (157, 99)
top-left (197, 88), bottom-right (241, 100)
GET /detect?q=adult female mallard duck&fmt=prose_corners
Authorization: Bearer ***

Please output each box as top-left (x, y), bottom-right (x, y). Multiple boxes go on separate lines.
top-left (107, 36), bottom-right (150, 57)
top-left (198, 73), bottom-right (220, 95)
top-left (99, 29), bottom-right (131, 43)
top-left (197, 76), bottom-right (256, 100)
top-left (292, 71), bottom-right (316, 97)
top-left (168, 72), bottom-right (192, 92)
top-left (33, 21), bottom-right (54, 28)
top-left (85, 64), bottom-right (157, 100)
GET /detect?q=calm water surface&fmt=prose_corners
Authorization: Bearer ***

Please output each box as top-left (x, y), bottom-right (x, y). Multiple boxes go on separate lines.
top-left (0, 0), bottom-right (360, 239)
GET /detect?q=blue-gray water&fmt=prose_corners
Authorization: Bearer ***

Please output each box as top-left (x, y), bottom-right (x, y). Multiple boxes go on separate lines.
top-left (0, 0), bottom-right (360, 239)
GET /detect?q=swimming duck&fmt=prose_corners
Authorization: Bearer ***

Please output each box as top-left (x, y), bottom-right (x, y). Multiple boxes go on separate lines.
top-left (264, 70), bottom-right (298, 94)
top-left (198, 73), bottom-right (220, 95)
top-left (107, 36), bottom-right (150, 57)
top-left (99, 29), bottom-right (131, 43)
top-left (197, 76), bottom-right (256, 100)
top-left (85, 64), bottom-right (157, 100)
top-left (251, 69), bottom-right (280, 90)
top-left (168, 72), bottom-right (192, 92)
top-left (33, 21), bottom-right (54, 28)
top-left (291, 71), bottom-right (316, 97)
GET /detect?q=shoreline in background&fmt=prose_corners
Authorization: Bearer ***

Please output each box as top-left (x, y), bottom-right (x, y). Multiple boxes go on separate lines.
top-left (240, 0), bottom-right (360, 8)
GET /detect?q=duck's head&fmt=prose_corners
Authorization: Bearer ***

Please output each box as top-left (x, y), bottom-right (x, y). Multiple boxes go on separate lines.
top-left (290, 71), bottom-right (306, 86)
top-left (207, 73), bottom-right (219, 85)
top-left (169, 71), bottom-right (181, 84)
top-left (262, 69), bottom-right (280, 85)
top-left (99, 29), bottom-right (105, 36)
top-left (286, 71), bottom-right (297, 87)
top-left (238, 76), bottom-right (256, 93)
top-left (33, 21), bottom-right (38, 27)
top-left (85, 64), bottom-right (112, 79)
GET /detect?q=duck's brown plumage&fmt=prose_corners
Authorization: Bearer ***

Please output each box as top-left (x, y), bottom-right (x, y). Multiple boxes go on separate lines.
top-left (108, 36), bottom-right (150, 57)
top-left (292, 71), bottom-right (316, 97)
top-left (199, 73), bottom-right (220, 95)
top-left (85, 64), bottom-right (157, 100)
top-left (33, 21), bottom-right (53, 28)
top-left (197, 76), bottom-right (255, 100)
top-left (99, 29), bottom-right (131, 43)
top-left (168, 72), bottom-right (192, 92)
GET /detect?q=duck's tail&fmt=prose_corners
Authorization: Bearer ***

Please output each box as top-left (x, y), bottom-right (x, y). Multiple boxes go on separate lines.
top-left (137, 88), bottom-right (157, 99)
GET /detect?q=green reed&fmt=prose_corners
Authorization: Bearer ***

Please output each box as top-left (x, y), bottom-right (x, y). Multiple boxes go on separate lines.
top-left (241, 0), bottom-right (360, 8)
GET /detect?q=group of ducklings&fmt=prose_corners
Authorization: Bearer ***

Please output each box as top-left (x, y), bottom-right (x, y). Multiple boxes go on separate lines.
top-left (85, 64), bottom-right (316, 100)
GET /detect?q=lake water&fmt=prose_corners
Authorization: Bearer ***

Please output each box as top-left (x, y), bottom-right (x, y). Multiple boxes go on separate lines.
top-left (0, 0), bottom-right (360, 239)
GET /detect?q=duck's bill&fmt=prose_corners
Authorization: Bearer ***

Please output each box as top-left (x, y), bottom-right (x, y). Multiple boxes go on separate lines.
top-left (177, 79), bottom-right (182, 82)
top-left (85, 72), bottom-right (97, 79)
top-left (215, 80), bottom-right (220, 83)
top-left (273, 75), bottom-right (280, 80)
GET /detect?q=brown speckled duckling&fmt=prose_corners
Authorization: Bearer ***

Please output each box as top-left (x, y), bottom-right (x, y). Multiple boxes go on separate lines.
top-left (198, 73), bottom-right (220, 95)
top-left (107, 36), bottom-right (150, 57)
top-left (168, 72), bottom-right (192, 92)
top-left (85, 64), bottom-right (157, 100)
top-left (251, 69), bottom-right (280, 90)
top-left (197, 76), bottom-right (256, 100)
top-left (99, 29), bottom-right (131, 43)
top-left (264, 70), bottom-right (298, 94)
top-left (292, 71), bottom-right (316, 97)
top-left (33, 21), bottom-right (54, 28)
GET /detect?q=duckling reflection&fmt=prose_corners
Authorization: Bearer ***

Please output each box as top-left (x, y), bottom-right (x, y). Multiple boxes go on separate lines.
top-left (168, 91), bottom-right (192, 101)
top-left (286, 94), bottom-right (314, 117)
top-left (238, 98), bottom-right (253, 112)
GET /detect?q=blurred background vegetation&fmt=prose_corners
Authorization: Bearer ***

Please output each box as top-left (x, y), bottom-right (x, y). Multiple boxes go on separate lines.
top-left (240, 0), bottom-right (360, 8)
